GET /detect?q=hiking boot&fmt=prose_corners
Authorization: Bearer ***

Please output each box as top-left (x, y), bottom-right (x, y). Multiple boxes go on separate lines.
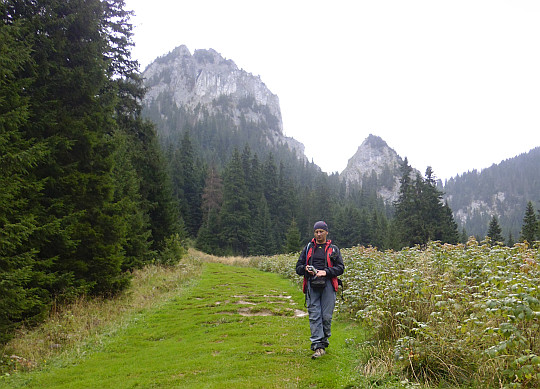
top-left (311, 348), bottom-right (326, 359)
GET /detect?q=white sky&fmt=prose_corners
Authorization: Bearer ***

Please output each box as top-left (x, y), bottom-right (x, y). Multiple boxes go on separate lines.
top-left (124, 0), bottom-right (540, 181)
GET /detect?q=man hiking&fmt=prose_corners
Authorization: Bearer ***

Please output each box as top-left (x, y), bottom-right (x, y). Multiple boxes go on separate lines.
top-left (296, 221), bottom-right (344, 359)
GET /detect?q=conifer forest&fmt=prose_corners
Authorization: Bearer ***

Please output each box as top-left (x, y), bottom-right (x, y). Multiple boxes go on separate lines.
top-left (1, 0), bottom-right (539, 346)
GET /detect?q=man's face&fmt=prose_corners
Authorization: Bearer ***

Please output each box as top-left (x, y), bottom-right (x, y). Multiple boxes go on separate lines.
top-left (314, 229), bottom-right (328, 243)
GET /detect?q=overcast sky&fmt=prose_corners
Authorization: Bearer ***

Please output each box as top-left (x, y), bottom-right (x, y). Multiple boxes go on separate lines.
top-left (124, 0), bottom-right (540, 181)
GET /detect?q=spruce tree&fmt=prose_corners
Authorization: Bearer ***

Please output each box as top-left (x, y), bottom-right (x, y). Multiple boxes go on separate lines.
top-left (440, 200), bottom-right (460, 244)
top-left (105, 0), bottom-right (182, 254)
top-left (196, 208), bottom-right (222, 255)
top-left (394, 159), bottom-right (420, 247)
top-left (0, 13), bottom-right (51, 341)
top-left (249, 194), bottom-right (274, 255)
top-left (394, 164), bottom-right (458, 247)
top-left (246, 153), bottom-right (263, 216)
top-left (17, 0), bottom-right (134, 295)
top-left (109, 129), bottom-right (153, 270)
top-left (262, 153), bottom-right (279, 223)
top-left (520, 201), bottom-right (538, 244)
top-left (3, 0), bottom-right (174, 296)
top-left (220, 150), bottom-right (251, 255)
top-left (276, 161), bottom-right (297, 244)
top-left (487, 215), bottom-right (504, 244)
top-left (284, 218), bottom-right (302, 254)
top-left (176, 131), bottom-right (203, 237)
top-left (201, 165), bottom-right (223, 223)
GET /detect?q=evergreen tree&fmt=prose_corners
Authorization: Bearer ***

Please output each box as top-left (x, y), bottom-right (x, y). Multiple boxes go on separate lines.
top-left (370, 210), bottom-right (389, 250)
top-left (0, 0), bottom-right (184, 339)
top-left (275, 161), bottom-right (297, 246)
top-left (176, 131), bottom-right (203, 237)
top-left (394, 158), bottom-right (419, 247)
top-left (520, 201), bottom-right (538, 243)
top-left (220, 149), bottom-right (251, 255)
top-left (196, 208), bottom-right (222, 255)
top-left (333, 206), bottom-right (363, 248)
top-left (105, 0), bottom-right (183, 256)
top-left (246, 153), bottom-right (263, 215)
top-left (394, 164), bottom-right (458, 247)
top-left (262, 153), bottom-right (279, 223)
top-left (201, 165), bottom-right (223, 223)
top-left (312, 174), bottom-right (335, 226)
top-left (143, 140), bottom-right (183, 251)
top-left (487, 215), bottom-right (504, 244)
top-left (16, 0), bottom-right (137, 295)
top-left (249, 194), bottom-right (274, 255)
top-left (284, 218), bottom-right (302, 253)
top-left (109, 130), bottom-right (154, 270)
top-left (440, 200), bottom-right (460, 244)
top-left (507, 232), bottom-right (515, 247)
top-left (0, 13), bottom-right (51, 341)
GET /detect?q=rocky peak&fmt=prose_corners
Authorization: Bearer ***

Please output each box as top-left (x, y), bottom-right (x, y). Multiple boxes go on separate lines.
top-left (341, 134), bottom-right (402, 179)
top-left (141, 45), bottom-right (304, 155)
top-left (340, 134), bottom-right (414, 203)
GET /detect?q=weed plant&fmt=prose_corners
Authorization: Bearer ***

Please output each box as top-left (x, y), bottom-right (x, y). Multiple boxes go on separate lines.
top-left (254, 239), bottom-right (540, 387)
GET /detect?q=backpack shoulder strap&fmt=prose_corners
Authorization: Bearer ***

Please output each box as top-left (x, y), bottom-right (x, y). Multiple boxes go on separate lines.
top-left (305, 241), bottom-right (314, 265)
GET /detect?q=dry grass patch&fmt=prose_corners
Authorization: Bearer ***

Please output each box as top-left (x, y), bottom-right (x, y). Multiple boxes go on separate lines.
top-left (191, 248), bottom-right (256, 267)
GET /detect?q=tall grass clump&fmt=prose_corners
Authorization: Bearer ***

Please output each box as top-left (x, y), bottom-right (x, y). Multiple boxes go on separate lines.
top-left (337, 239), bottom-right (540, 387)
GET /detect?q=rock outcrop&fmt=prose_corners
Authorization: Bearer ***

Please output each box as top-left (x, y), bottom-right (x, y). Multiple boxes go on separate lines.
top-left (340, 134), bottom-right (418, 203)
top-left (141, 45), bottom-right (304, 155)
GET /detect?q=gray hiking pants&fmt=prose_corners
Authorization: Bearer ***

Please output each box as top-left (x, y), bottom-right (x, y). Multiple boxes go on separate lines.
top-left (306, 278), bottom-right (336, 350)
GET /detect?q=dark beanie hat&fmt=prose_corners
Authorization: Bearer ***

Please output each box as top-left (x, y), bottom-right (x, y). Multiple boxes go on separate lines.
top-left (313, 221), bottom-right (328, 231)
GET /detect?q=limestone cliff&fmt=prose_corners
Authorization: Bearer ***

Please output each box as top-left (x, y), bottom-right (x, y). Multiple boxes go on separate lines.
top-left (340, 135), bottom-right (418, 203)
top-left (141, 45), bottom-right (304, 155)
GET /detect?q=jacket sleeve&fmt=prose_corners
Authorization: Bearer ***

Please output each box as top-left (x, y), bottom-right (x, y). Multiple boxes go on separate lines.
top-left (295, 245), bottom-right (308, 276)
top-left (325, 245), bottom-right (344, 278)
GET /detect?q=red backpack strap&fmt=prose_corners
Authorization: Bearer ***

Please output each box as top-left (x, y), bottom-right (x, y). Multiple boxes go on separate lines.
top-left (302, 241), bottom-right (315, 293)
top-left (325, 241), bottom-right (340, 292)
top-left (305, 240), bottom-right (315, 265)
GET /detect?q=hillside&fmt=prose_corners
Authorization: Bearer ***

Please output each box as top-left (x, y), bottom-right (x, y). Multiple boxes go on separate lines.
top-left (443, 147), bottom-right (540, 240)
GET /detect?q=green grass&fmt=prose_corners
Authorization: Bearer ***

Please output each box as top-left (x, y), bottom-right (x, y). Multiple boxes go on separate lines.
top-left (1, 262), bottom-right (380, 388)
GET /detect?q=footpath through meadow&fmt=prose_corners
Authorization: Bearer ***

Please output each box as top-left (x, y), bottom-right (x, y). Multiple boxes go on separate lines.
top-left (2, 262), bottom-right (367, 389)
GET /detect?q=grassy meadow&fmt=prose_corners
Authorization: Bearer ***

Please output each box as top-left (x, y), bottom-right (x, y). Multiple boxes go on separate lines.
top-left (2, 241), bottom-right (540, 388)
top-left (1, 249), bottom-right (375, 388)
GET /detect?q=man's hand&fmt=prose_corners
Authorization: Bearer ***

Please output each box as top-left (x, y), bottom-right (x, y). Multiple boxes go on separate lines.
top-left (316, 270), bottom-right (327, 277)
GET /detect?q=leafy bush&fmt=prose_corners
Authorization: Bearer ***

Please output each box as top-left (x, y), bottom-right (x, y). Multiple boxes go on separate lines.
top-left (256, 239), bottom-right (540, 387)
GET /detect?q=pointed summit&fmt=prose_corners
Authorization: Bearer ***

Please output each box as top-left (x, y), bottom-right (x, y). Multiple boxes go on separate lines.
top-left (340, 134), bottom-right (415, 203)
top-left (342, 134), bottom-right (403, 178)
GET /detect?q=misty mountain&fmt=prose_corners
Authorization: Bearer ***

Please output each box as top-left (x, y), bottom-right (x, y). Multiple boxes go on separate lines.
top-left (141, 45), bottom-right (305, 165)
